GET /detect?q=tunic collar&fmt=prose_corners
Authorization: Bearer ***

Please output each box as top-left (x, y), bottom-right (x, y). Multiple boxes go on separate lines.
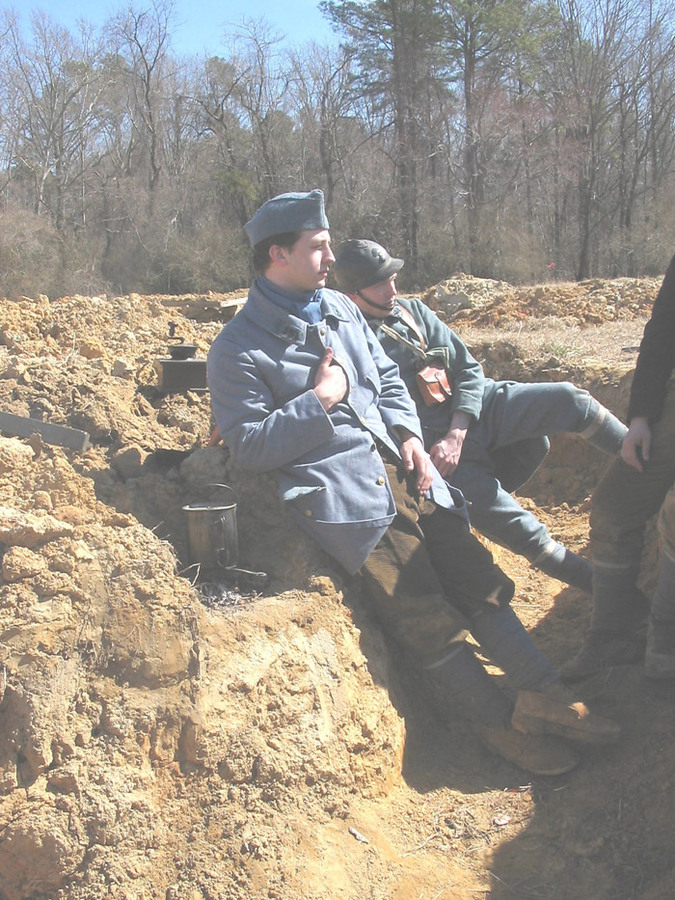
top-left (243, 276), bottom-right (350, 344)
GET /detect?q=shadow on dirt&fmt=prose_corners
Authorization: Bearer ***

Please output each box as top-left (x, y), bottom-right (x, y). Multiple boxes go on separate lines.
top-left (483, 573), bottom-right (675, 899)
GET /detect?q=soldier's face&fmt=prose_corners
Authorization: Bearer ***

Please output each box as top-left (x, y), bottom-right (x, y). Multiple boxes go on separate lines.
top-left (353, 275), bottom-right (398, 317)
top-left (271, 230), bottom-right (335, 292)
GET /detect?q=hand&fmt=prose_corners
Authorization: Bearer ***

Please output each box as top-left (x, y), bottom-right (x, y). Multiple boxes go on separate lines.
top-left (621, 417), bottom-right (651, 472)
top-left (430, 427), bottom-right (467, 478)
top-left (399, 433), bottom-right (434, 494)
top-left (313, 348), bottom-right (348, 411)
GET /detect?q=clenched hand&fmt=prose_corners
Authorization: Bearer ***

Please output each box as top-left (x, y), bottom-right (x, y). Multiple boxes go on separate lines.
top-left (313, 347), bottom-right (348, 411)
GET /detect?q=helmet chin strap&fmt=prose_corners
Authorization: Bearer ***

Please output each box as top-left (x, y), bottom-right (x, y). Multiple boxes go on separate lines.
top-left (356, 290), bottom-right (395, 313)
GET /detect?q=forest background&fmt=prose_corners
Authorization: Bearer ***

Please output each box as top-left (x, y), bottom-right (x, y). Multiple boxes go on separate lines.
top-left (2, 0), bottom-right (674, 300)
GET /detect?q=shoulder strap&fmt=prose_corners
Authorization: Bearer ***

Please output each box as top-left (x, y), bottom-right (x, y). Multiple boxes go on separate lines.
top-left (379, 321), bottom-right (427, 360)
top-left (395, 303), bottom-right (427, 351)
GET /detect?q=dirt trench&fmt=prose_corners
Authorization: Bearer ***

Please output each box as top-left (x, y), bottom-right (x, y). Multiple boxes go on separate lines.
top-left (0, 281), bottom-right (673, 900)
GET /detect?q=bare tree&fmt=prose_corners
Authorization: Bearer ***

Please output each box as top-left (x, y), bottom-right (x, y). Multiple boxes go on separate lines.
top-left (3, 12), bottom-right (105, 231)
top-left (288, 43), bottom-right (359, 209)
top-left (108, 0), bottom-right (175, 212)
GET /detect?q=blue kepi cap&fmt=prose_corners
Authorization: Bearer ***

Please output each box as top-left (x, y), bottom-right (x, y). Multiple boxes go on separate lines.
top-left (244, 189), bottom-right (330, 247)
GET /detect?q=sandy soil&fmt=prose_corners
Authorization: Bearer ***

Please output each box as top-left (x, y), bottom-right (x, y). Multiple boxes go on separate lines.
top-left (0, 275), bottom-right (672, 900)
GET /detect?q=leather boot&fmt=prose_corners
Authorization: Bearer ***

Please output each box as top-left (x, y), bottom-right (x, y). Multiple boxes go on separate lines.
top-left (559, 632), bottom-right (645, 682)
top-left (477, 726), bottom-right (580, 776)
top-left (559, 564), bottom-right (648, 682)
top-left (532, 542), bottom-right (593, 593)
top-left (511, 681), bottom-right (620, 744)
top-left (424, 644), bottom-right (580, 776)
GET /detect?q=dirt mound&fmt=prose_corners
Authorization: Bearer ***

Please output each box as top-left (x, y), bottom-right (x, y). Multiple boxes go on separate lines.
top-left (0, 277), bottom-right (671, 899)
top-left (424, 273), bottom-right (661, 327)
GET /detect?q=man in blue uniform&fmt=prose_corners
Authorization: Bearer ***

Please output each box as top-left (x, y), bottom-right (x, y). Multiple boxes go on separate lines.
top-left (207, 190), bottom-right (619, 775)
top-left (333, 239), bottom-right (627, 594)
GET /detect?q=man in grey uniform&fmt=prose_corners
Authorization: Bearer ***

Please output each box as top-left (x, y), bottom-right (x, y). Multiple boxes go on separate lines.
top-left (207, 191), bottom-right (619, 776)
top-left (333, 239), bottom-right (628, 593)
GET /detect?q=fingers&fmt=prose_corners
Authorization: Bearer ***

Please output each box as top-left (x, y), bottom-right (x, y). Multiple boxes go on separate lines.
top-left (430, 442), bottom-right (457, 478)
top-left (621, 435), bottom-right (646, 472)
top-left (317, 347), bottom-right (334, 373)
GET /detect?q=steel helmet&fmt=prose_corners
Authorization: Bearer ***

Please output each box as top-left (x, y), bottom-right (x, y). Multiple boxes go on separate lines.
top-left (333, 240), bottom-right (404, 292)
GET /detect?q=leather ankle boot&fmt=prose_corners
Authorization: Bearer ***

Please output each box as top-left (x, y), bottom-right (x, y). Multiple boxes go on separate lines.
top-left (559, 631), bottom-right (646, 682)
top-left (511, 681), bottom-right (620, 744)
top-left (560, 570), bottom-right (649, 681)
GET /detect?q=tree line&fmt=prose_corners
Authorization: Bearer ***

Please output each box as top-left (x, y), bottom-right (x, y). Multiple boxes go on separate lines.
top-left (1, 0), bottom-right (674, 299)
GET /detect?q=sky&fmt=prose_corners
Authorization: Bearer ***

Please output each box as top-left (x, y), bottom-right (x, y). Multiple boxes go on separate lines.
top-left (19, 0), bottom-right (338, 56)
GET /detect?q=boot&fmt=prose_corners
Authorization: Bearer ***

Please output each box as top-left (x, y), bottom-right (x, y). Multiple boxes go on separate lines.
top-left (559, 632), bottom-right (645, 682)
top-left (477, 726), bottom-right (580, 776)
top-left (644, 552), bottom-right (675, 679)
top-left (424, 644), bottom-right (580, 776)
top-left (579, 402), bottom-right (628, 456)
top-left (532, 542), bottom-right (593, 593)
top-left (559, 563), bottom-right (648, 682)
top-left (511, 681), bottom-right (620, 744)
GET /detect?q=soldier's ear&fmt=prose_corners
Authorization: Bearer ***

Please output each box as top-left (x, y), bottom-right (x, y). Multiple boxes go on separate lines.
top-left (269, 244), bottom-right (290, 267)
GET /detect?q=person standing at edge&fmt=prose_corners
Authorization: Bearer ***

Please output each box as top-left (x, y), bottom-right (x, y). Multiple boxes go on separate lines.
top-left (332, 239), bottom-right (628, 594)
top-left (561, 254), bottom-right (675, 681)
top-left (207, 190), bottom-right (619, 777)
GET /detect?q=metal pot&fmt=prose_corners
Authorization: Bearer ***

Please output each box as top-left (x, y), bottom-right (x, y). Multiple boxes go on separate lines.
top-left (183, 485), bottom-right (238, 571)
top-left (168, 341), bottom-right (198, 360)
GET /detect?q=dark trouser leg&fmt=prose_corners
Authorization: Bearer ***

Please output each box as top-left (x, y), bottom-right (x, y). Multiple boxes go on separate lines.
top-left (359, 465), bottom-right (470, 665)
top-left (362, 463), bottom-right (592, 772)
top-left (361, 461), bottom-right (519, 727)
top-left (646, 486), bottom-right (675, 678)
top-left (561, 383), bottom-right (675, 680)
top-left (423, 642), bottom-right (513, 727)
top-left (421, 504), bottom-right (619, 743)
top-left (452, 448), bottom-right (593, 592)
top-left (468, 606), bottom-right (558, 691)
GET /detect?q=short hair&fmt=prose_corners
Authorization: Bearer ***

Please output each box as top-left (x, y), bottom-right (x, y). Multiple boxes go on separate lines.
top-left (252, 230), bottom-right (303, 274)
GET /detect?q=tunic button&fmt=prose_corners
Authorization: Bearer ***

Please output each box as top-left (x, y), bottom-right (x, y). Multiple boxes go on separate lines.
top-left (305, 509), bottom-right (312, 517)
top-left (377, 476), bottom-right (385, 485)
top-left (320, 327), bottom-right (326, 337)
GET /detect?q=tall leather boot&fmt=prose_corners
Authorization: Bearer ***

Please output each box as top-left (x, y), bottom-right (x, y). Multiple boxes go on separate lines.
top-left (532, 541), bottom-right (593, 593)
top-left (559, 562), bottom-right (649, 681)
top-left (423, 642), bottom-right (579, 775)
top-left (645, 551), bottom-right (675, 679)
top-left (579, 402), bottom-right (628, 456)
